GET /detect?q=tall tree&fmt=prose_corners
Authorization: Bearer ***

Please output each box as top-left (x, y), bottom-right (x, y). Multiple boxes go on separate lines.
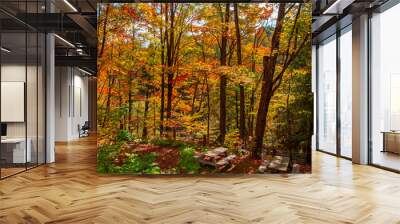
top-left (98, 4), bottom-right (110, 58)
top-left (160, 4), bottom-right (166, 136)
top-left (166, 3), bottom-right (174, 136)
top-left (217, 3), bottom-right (230, 144)
top-left (234, 3), bottom-right (246, 143)
top-left (253, 4), bottom-right (309, 159)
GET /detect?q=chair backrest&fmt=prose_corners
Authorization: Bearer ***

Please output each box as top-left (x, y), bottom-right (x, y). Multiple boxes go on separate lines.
top-left (82, 121), bottom-right (90, 129)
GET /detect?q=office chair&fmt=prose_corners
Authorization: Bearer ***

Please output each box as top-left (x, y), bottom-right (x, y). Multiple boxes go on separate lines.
top-left (79, 121), bottom-right (90, 138)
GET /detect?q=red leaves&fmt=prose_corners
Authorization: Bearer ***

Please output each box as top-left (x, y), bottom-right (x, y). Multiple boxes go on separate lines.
top-left (121, 5), bottom-right (138, 19)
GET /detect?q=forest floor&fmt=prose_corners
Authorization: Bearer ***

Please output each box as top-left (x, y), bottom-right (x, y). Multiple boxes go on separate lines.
top-left (114, 142), bottom-right (273, 174)
top-left (98, 134), bottom-right (311, 174)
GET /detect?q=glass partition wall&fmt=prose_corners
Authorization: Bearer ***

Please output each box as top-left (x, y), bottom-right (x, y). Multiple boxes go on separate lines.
top-left (339, 26), bottom-right (352, 159)
top-left (317, 35), bottom-right (337, 155)
top-left (316, 25), bottom-right (352, 159)
top-left (0, 1), bottom-right (46, 179)
top-left (370, 3), bottom-right (400, 171)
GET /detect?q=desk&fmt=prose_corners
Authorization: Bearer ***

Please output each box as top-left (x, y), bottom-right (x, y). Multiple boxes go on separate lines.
top-left (1, 138), bottom-right (31, 163)
top-left (382, 131), bottom-right (400, 154)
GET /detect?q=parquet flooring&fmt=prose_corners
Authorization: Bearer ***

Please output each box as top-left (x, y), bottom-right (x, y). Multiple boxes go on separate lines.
top-left (1, 136), bottom-right (400, 223)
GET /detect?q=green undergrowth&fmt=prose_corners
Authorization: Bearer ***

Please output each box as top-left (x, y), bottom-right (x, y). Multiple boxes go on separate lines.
top-left (98, 131), bottom-right (205, 174)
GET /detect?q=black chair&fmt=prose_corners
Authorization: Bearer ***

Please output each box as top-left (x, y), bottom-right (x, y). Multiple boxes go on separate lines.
top-left (79, 121), bottom-right (90, 138)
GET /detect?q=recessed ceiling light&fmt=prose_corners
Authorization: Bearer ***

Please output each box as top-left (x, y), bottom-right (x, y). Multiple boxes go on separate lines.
top-left (322, 0), bottom-right (354, 15)
top-left (54, 34), bottom-right (75, 48)
top-left (63, 0), bottom-right (78, 12)
top-left (78, 67), bottom-right (93, 76)
top-left (1, 47), bottom-right (11, 53)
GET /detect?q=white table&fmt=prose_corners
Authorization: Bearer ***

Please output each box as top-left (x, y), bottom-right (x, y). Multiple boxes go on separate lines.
top-left (1, 138), bottom-right (31, 163)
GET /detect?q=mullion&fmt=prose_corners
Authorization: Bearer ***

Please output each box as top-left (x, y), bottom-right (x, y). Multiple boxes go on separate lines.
top-left (25, 0), bottom-right (28, 171)
top-left (336, 28), bottom-right (341, 157)
top-left (36, 0), bottom-right (39, 167)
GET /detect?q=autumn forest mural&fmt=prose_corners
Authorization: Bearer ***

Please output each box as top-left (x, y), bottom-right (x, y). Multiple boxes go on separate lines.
top-left (97, 2), bottom-right (312, 174)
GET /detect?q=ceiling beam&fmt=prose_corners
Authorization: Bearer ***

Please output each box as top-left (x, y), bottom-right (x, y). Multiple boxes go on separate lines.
top-left (55, 55), bottom-right (96, 69)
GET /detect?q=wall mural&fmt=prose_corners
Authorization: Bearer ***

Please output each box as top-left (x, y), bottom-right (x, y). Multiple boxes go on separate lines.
top-left (97, 2), bottom-right (312, 174)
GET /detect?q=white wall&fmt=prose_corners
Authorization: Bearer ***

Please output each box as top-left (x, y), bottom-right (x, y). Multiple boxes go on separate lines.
top-left (1, 63), bottom-right (46, 164)
top-left (1, 65), bottom-right (43, 137)
top-left (55, 67), bottom-right (89, 141)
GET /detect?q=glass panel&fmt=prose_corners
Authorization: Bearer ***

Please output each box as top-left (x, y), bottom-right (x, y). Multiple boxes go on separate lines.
top-left (317, 35), bottom-right (337, 154)
top-left (1, 30), bottom-right (27, 177)
top-left (339, 27), bottom-right (352, 158)
top-left (27, 31), bottom-right (38, 169)
top-left (371, 4), bottom-right (400, 171)
top-left (26, 0), bottom-right (40, 169)
top-left (0, 0), bottom-right (46, 178)
top-left (38, 32), bottom-right (45, 165)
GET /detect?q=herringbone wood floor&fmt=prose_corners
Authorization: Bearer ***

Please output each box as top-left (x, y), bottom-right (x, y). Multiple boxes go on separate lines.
top-left (1, 136), bottom-right (400, 224)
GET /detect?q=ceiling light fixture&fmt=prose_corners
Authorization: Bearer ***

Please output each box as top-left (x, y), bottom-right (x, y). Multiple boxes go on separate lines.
top-left (78, 67), bottom-right (93, 76)
top-left (1, 47), bottom-right (11, 53)
top-left (322, 0), bottom-right (355, 15)
top-left (54, 34), bottom-right (75, 48)
top-left (63, 0), bottom-right (78, 12)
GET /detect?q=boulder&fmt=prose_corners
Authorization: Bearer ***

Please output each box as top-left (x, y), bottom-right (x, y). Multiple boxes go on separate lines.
top-left (258, 165), bottom-right (267, 173)
top-left (268, 156), bottom-right (290, 172)
top-left (213, 147), bottom-right (228, 155)
top-left (292, 163), bottom-right (301, 173)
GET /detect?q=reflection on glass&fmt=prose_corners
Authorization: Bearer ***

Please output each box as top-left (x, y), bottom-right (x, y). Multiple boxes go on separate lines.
top-left (0, 1), bottom-right (46, 178)
top-left (1, 31), bottom-right (27, 177)
top-left (38, 33), bottom-right (46, 165)
top-left (27, 31), bottom-right (38, 169)
top-left (318, 35), bottom-right (337, 154)
top-left (371, 3), bottom-right (400, 171)
top-left (340, 27), bottom-right (352, 158)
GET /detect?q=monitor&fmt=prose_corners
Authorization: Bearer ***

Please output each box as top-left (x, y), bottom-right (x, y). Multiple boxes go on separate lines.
top-left (1, 123), bottom-right (7, 137)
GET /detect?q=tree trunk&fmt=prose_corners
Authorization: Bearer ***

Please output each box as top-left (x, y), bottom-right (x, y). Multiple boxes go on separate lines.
top-left (206, 76), bottom-right (210, 145)
top-left (248, 90), bottom-right (255, 137)
top-left (248, 31), bottom-right (258, 137)
top-left (160, 4), bottom-right (166, 136)
top-left (234, 3), bottom-right (246, 143)
top-left (128, 73), bottom-right (133, 132)
top-left (103, 75), bottom-right (115, 126)
top-left (252, 4), bottom-right (286, 159)
top-left (154, 100), bottom-right (156, 136)
top-left (136, 103), bottom-right (140, 136)
top-left (253, 56), bottom-right (274, 159)
top-left (191, 79), bottom-right (199, 115)
top-left (143, 91), bottom-right (149, 138)
top-left (118, 79), bottom-right (123, 130)
top-left (98, 4), bottom-right (110, 58)
top-left (239, 84), bottom-right (246, 142)
top-left (286, 74), bottom-right (293, 168)
top-left (166, 3), bottom-right (175, 138)
top-left (235, 90), bottom-right (239, 128)
top-left (128, 26), bottom-right (135, 133)
top-left (217, 3), bottom-right (230, 144)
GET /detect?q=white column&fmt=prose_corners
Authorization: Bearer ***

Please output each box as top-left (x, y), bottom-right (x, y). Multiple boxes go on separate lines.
top-left (46, 32), bottom-right (55, 163)
top-left (352, 14), bottom-right (369, 164)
